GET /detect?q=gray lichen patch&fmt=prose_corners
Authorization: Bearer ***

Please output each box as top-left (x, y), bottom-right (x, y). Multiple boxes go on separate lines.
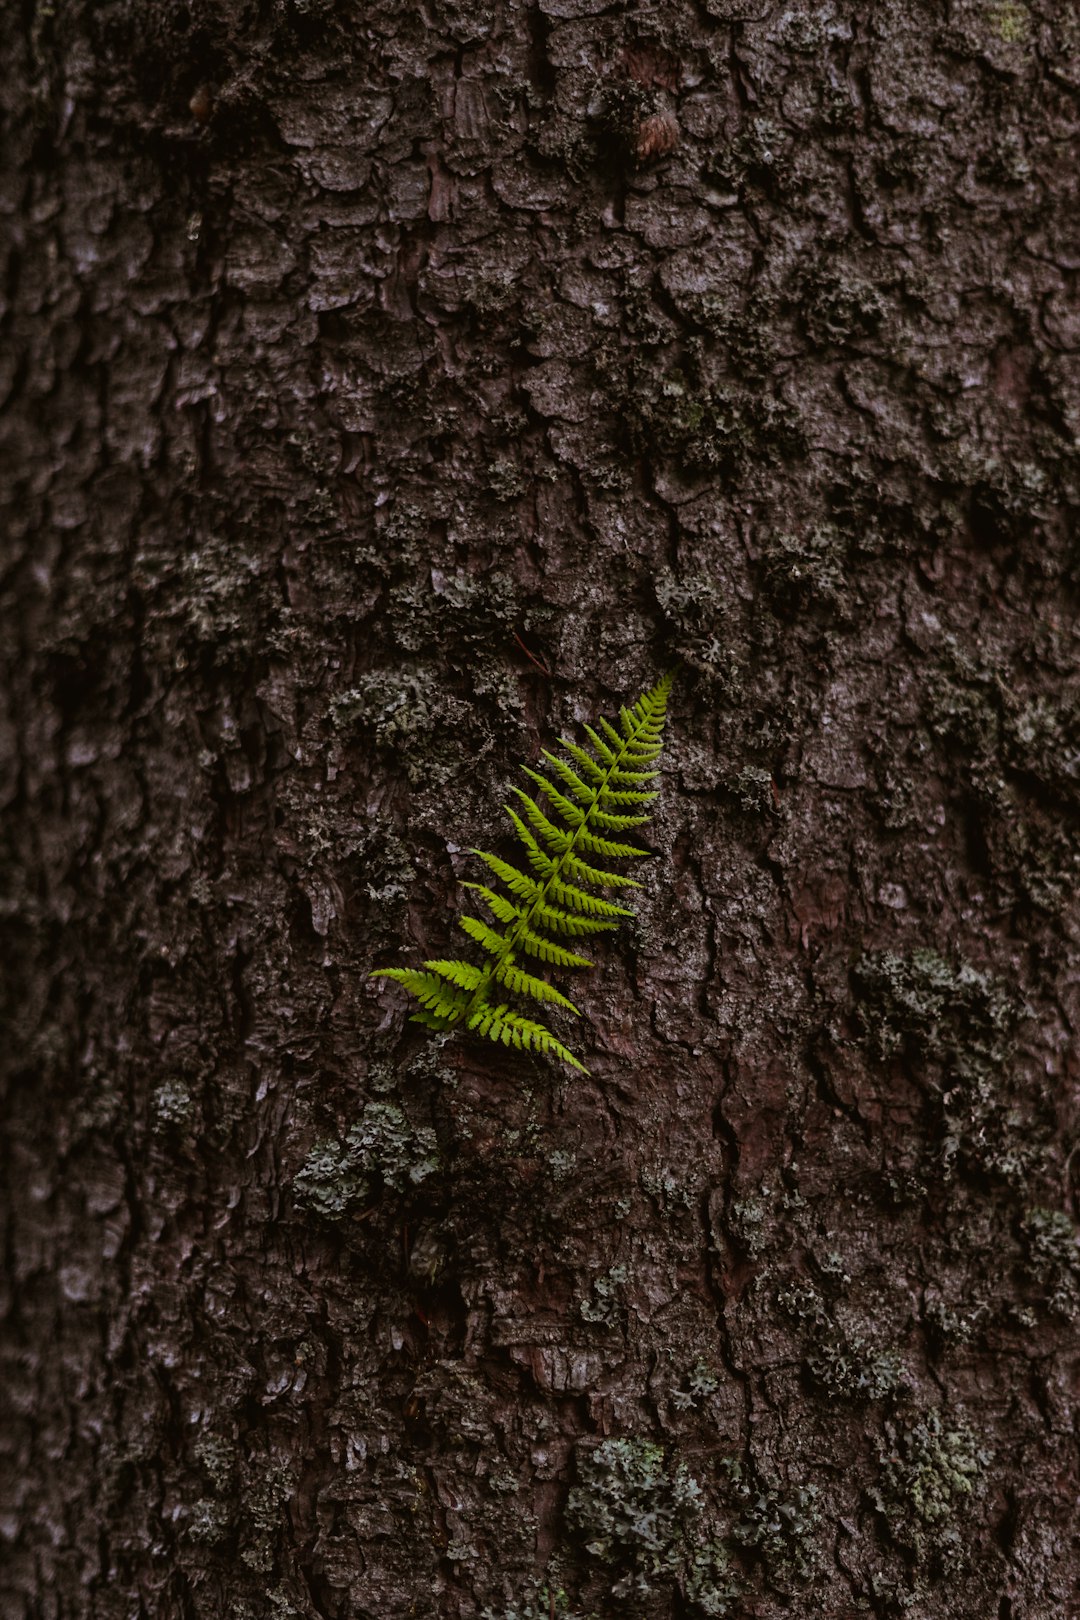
top-left (849, 947), bottom-right (1051, 1192)
top-left (151, 1078), bottom-right (196, 1132)
top-left (653, 567), bottom-right (746, 698)
top-left (599, 351), bottom-right (805, 482)
top-left (292, 1102), bottom-right (439, 1221)
top-left (921, 648), bottom-right (1080, 913)
top-left (759, 524), bottom-right (852, 622)
top-left (852, 948), bottom-right (1017, 1076)
top-left (805, 1333), bottom-right (909, 1403)
top-left (1019, 1205), bottom-right (1080, 1319)
top-left (567, 1437), bottom-right (737, 1614)
top-left (723, 1458), bottom-right (823, 1590)
top-left (240, 1461), bottom-right (296, 1574)
top-left (329, 668), bottom-right (471, 787)
top-left (577, 1262), bottom-right (629, 1325)
top-left (873, 1408), bottom-right (991, 1571)
top-left (482, 1577), bottom-right (580, 1620)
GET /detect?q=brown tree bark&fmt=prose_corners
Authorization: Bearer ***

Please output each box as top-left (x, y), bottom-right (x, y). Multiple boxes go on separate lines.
top-left (3, 1), bottom-right (1079, 1617)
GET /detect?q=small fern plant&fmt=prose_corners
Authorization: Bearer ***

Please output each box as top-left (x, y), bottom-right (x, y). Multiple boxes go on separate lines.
top-left (371, 671), bottom-right (675, 1074)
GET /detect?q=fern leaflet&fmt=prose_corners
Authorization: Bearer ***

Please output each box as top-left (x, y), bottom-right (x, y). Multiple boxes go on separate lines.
top-left (371, 671), bottom-right (675, 1073)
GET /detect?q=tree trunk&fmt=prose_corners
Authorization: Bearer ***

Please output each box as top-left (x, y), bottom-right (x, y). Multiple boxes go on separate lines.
top-left (3, 2), bottom-right (1078, 1617)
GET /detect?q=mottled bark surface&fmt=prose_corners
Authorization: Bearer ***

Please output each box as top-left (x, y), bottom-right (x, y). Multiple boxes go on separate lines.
top-left (2, 1), bottom-right (1079, 1616)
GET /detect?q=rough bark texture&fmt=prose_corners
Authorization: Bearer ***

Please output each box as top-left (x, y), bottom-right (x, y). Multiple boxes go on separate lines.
top-left (3, 1), bottom-right (1079, 1617)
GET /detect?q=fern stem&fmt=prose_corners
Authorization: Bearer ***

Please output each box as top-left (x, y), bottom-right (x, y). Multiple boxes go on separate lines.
top-left (450, 675), bottom-right (671, 1032)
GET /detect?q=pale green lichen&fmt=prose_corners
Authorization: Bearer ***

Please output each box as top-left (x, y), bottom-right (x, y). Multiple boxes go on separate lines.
top-left (729, 1195), bottom-right (768, 1258)
top-left (547, 1149), bottom-right (576, 1184)
top-left (193, 1431), bottom-right (237, 1493)
top-left (1020, 1206), bottom-right (1080, 1317)
top-left (240, 1462), bottom-right (294, 1573)
top-left (723, 1459), bottom-right (822, 1586)
top-left (924, 1295), bottom-right (986, 1347)
top-left (640, 1162), bottom-right (694, 1211)
top-left (485, 457), bottom-right (528, 501)
top-left (594, 332), bottom-right (802, 483)
top-left (775, 1276), bottom-right (908, 1401)
top-left (853, 948), bottom-right (1014, 1070)
top-left (185, 1497), bottom-right (231, 1546)
top-left (671, 1358), bottom-right (721, 1412)
top-left (730, 766), bottom-right (776, 816)
top-left (152, 1079), bottom-right (195, 1131)
top-left (329, 669), bottom-right (466, 786)
top-left (293, 1103), bottom-right (439, 1221)
top-left (761, 523), bottom-right (851, 618)
top-left (853, 947), bottom-right (1040, 1187)
top-left (873, 1408), bottom-right (991, 1571)
top-left (291, 1140), bottom-right (368, 1221)
top-left (482, 1580), bottom-right (578, 1620)
top-left (653, 568), bottom-right (744, 699)
top-left (990, 0), bottom-right (1029, 44)
top-left (705, 116), bottom-right (792, 196)
top-left (1021, 1205), bottom-right (1079, 1271)
top-left (578, 1263), bottom-right (628, 1324)
top-left (567, 1437), bottom-right (737, 1613)
top-left (806, 1334), bottom-right (908, 1402)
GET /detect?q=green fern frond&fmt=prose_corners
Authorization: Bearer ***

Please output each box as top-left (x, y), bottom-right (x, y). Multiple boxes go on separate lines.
top-left (515, 925), bottom-right (594, 969)
top-left (600, 716), bottom-right (625, 751)
top-left (468, 849), bottom-right (546, 904)
top-left (540, 750), bottom-right (596, 803)
top-left (494, 960), bottom-right (581, 1014)
top-left (599, 783), bottom-right (658, 805)
top-left (587, 808), bottom-right (651, 832)
top-left (466, 1004), bottom-right (589, 1074)
top-left (582, 723), bottom-right (618, 766)
top-left (410, 1008), bottom-right (460, 1030)
top-left (545, 878), bottom-right (635, 918)
top-left (371, 670), bottom-right (675, 1073)
top-left (461, 882), bottom-right (523, 928)
top-left (466, 881), bottom-right (617, 938)
top-left (558, 737), bottom-right (607, 783)
top-left (370, 968), bottom-right (470, 1020)
top-left (529, 901), bottom-right (620, 938)
top-left (424, 959), bottom-right (485, 992)
top-left (509, 788), bottom-right (573, 854)
top-left (459, 914), bottom-right (508, 956)
top-left (502, 808), bottom-right (557, 879)
top-left (575, 828), bottom-right (651, 861)
top-left (561, 851), bottom-right (642, 890)
top-left (521, 766), bottom-right (587, 827)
